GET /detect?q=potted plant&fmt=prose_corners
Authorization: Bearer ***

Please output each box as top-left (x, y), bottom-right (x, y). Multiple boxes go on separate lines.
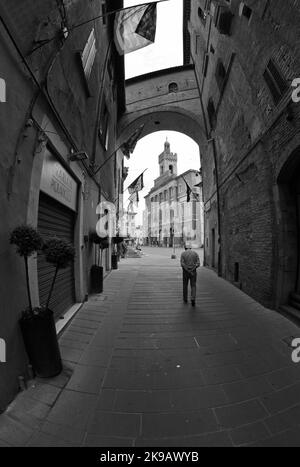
top-left (112, 234), bottom-right (124, 263)
top-left (10, 226), bottom-right (63, 378)
top-left (90, 231), bottom-right (104, 294)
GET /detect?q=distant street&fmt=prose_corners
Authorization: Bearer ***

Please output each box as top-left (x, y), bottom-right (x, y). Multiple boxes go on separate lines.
top-left (2, 248), bottom-right (300, 447)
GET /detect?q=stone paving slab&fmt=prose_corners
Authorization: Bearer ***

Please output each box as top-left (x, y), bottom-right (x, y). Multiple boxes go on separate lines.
top-left (1, 247), bottom-right (300, 446)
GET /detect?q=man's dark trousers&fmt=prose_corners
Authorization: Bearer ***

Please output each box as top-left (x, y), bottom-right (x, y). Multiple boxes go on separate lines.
top-left (183, 269), bottom-right (197, 302)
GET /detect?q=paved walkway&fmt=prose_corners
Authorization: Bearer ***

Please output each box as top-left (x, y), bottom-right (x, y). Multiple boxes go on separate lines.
top-left (1, 247), bottom-right (300, 447)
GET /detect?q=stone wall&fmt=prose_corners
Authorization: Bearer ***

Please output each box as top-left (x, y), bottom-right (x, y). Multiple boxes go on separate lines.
top-left (188, 0), bottom-right (300, 307)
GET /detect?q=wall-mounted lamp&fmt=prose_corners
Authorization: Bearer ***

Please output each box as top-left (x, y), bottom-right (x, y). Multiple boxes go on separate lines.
top-left (68, 151), bottom-right (89, 162)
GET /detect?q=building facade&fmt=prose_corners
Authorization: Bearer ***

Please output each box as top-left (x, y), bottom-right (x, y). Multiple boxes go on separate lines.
top-left (144, 140), bottom-right (204, 248)
top-left (184, 0), bottom-right (300, 311)
top-left (0, 0), bottom-right (126, 410)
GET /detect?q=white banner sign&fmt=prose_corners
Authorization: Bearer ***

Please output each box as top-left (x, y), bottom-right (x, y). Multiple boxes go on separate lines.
top-left (40, 150), bottom-right (78, 211)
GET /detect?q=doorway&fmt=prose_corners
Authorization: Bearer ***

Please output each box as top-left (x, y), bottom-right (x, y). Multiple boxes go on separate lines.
top-left (277, 149), bottom-right (300, 304)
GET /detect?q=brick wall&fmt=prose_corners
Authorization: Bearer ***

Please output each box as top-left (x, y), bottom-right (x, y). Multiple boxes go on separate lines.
top-left (188, 0), bottom-right (300, 307)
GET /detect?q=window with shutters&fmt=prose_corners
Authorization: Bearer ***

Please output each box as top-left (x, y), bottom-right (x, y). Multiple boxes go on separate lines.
top-left (81, 29), bottom-right (97, 81)
top-left (240, 3), bottom-right (252, 21)
top-left (99, 101), bottom-right (110, 150)
top-left (198, 7), bottom-right (206, 24)
top-left (263, 59), bottom-right (288, 105)
top-left (215, 59), bottom-right (226, 90)
top-left (214, 5), bottom-right (233, 35)
top-left (207, 98), bottom-right (217, 130)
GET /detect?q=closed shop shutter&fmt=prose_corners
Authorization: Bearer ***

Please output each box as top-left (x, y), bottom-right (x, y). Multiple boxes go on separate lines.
top-left (37, 192), bottom-right (76, 321)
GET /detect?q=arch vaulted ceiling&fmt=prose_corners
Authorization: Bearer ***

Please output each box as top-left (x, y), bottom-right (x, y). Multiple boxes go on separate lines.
top-left (118, 65), bottom-right (207, 151)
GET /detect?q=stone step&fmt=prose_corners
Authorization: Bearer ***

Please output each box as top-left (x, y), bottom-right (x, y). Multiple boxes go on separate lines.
top-left (279, 305), bottom-right (300, 324)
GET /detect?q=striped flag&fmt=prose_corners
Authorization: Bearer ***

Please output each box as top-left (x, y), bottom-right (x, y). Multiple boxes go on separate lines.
top-left (184, 180), bottom-right (192, 202)
top-left (114, 3), bottom-right (157, 55)
top-left (121, 124), bottom-right (145, 159)
top-left (129, 191), bottom-right (139, 206)
top-left (128, 172), bottom-right (144, 194)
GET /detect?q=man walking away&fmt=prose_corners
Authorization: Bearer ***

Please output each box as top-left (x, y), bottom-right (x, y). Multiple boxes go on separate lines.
top-left (181, 243), bottom-right (200, 307)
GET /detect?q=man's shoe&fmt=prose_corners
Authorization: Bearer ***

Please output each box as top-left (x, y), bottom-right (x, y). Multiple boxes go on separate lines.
top-left (191, 300), bottom-right (195, 307)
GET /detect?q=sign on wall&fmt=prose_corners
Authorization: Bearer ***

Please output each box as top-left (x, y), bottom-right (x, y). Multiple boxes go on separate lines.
top-left (40, 150), bottom-right (78, 211)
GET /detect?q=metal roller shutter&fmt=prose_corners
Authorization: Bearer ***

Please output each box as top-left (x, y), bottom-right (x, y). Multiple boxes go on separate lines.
top-left (37, 192), bottom-right (76, 321)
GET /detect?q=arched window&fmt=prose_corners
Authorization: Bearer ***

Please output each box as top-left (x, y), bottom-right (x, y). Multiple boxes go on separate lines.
top-left (168, 82), bottom-right (178, 93)
top-left (169, 165), bottom-right (173, 174)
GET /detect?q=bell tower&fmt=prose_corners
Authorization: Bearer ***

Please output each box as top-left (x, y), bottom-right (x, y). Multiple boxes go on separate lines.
top-left (158, 138), bottom-right (178, 176)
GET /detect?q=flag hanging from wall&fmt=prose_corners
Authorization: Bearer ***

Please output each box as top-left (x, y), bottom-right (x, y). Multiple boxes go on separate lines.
top-left (120, 124), bottom-right (145, 159)
top-left (128, 190), bottom-right (139, 207)
top-left (184, 180), bottom-right (192, 202)
top-left (114, 3), bottom-right (157, 55)
top-left (127, 171), bottom-right (144, 194)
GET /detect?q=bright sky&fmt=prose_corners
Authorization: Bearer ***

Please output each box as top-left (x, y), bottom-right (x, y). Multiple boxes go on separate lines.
top-left (124, 0), bottom-right (183, 79)
top-left (124, 132), bottom-right (200, 224)
top-left (123, 0), bottom-right (200, 226)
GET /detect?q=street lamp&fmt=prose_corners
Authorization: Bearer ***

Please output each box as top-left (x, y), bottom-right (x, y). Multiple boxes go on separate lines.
top-left (171, 227), bottom-right (176, 259)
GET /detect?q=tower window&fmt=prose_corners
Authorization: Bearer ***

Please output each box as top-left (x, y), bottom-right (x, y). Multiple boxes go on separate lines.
top-left (169, 165), bottom-right (173, 174)
top-left (263, 59), bottom-right (288, 105)
top-left (168, 82), bottom-right (178, 93)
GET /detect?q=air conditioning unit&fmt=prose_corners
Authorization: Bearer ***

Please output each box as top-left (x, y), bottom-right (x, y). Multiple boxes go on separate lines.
top-left (214, 6), bottom-right (234, 35)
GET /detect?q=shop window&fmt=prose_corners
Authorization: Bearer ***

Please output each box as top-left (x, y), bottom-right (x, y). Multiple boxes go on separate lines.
top-left (263, 59), bottom-right (288, 105)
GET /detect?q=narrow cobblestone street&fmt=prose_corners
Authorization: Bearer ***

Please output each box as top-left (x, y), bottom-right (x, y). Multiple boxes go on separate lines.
top-left (1, 248), bottom-right (300, 447)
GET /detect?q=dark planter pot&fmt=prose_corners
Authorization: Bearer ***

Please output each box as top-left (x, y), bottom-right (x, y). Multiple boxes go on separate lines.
top-left (112, 237), bottom-right (124, 245)
top-left (111, 253), bottom-right (118, 270)
top-left (20, 308), bottom-right (62, 378)
top-left (90, 265), bottom-right (103, 294)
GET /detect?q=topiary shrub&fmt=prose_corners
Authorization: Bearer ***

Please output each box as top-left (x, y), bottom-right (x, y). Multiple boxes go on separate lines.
top-left (10, 225), bottom-right (43, 314)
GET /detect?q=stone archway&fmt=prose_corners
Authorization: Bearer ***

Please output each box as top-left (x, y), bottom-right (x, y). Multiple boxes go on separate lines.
top-left (277, 148), bottom-right (300, 308)
top-left (118, 107), bottom-right (207, 151)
